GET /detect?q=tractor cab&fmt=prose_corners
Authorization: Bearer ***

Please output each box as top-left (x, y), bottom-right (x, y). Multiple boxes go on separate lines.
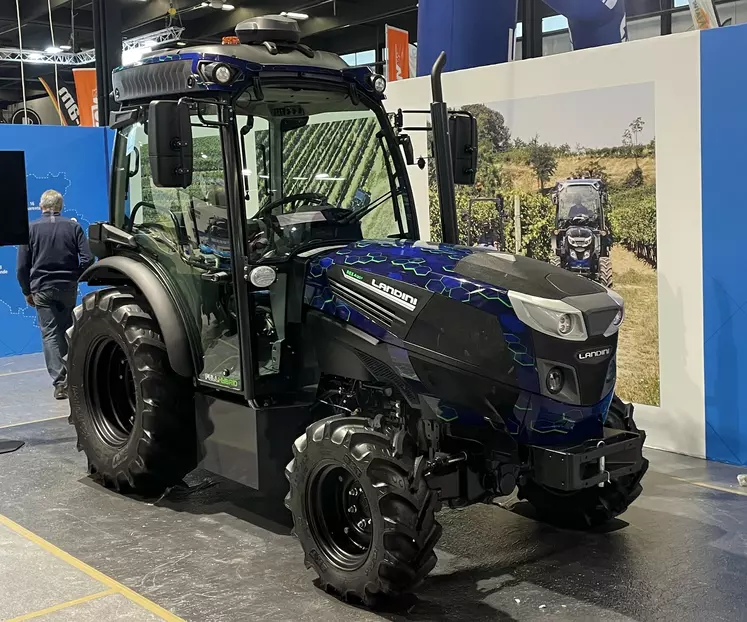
top-left (550, 179), bottom-right (613, 287)
top-left (101, 15), bottom-right (429, 396)
top-left (554, 179), bottom-right (606, 228)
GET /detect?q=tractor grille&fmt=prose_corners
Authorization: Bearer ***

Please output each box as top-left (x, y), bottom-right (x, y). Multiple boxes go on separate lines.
top-left (586, 309), bottom-right (620, 336)
top-left (328, 278), bottom-right (406, 330)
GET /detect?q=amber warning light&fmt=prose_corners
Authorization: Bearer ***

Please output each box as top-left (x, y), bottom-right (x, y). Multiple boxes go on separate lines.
top-left (222, 36), bottom-right (240, 45)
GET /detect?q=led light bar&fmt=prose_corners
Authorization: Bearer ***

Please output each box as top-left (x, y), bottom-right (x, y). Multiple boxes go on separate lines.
top-left (0, 26), bottom-right (184, 66)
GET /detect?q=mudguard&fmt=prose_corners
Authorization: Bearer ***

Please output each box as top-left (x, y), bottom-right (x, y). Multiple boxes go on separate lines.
top-left (80, 256), bottom-right (194, 378)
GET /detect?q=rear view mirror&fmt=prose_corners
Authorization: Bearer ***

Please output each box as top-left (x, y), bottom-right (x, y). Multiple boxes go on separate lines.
top-left (399, 134), bottom-right (415, 166)
top-left (449, 112), bottom-right (478, 185)
top-left (148, 100), bottom-right (193, 188)
top-left (281, 117), bottom-right (309, 132)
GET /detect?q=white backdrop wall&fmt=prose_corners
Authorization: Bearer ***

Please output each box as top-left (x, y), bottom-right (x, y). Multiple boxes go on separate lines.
top-left (386, 32), bottom-right (705, 458)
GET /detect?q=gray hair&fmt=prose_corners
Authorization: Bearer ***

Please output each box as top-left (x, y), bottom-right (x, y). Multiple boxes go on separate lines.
top-left (40, 190), bottom-right (63, 213)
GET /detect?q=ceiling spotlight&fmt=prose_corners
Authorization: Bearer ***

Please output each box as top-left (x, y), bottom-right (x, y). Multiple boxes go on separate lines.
top-left (176, 41), bottom-right (187, 47)
top-left (28, 52), bottom-right (43, 61)
top-left (281, 11), bottom-right (309, 20)
top-left (59, 44), bottom-right (71, 51)
top-left (222, 3), bottom-right (235, 9)
top-left (45, 46), bottom-right (62, 54)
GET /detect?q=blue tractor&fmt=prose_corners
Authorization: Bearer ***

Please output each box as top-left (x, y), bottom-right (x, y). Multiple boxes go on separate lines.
top-left (66, 15), bottom-right (646, 606)
top-left (551, 178), bottom-right (614, 288)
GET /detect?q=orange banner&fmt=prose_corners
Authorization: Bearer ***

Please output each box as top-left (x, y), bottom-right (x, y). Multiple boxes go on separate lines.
top-left (386, 25), bottom-right (410, 82)
top-left (73, 68), bottom-right (99, 127)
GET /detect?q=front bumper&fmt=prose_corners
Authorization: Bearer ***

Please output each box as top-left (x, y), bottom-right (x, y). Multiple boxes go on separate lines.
top-left (528, 426), bottom-right (646, 491)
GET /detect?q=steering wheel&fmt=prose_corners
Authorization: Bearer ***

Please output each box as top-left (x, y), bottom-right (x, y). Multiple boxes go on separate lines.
top-left (255, 192), bottom-right (328, 218)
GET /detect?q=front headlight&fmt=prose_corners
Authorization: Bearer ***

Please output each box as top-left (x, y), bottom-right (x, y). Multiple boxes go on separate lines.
top-left (507, 291), bottom-right (588, 341)
top-left (583, 250), bottom-right (591, 259)
top-left (603, 288), bottom-right (625, 336)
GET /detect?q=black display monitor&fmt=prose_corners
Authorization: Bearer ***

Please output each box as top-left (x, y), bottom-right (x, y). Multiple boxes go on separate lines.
top-left (0, 151), bottom-right (29, 246)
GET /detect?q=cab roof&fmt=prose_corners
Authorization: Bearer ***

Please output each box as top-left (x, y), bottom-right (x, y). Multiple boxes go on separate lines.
top-left (112, 16), bottom-right (379, 105)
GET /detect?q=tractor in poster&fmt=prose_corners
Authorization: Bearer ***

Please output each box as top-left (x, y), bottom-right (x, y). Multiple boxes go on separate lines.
top-left (550, 178), bottom-right (614, 287)
top-left (65, 15), bottom-right (647, 606)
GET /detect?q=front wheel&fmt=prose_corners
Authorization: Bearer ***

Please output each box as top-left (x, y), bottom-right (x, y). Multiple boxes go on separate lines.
top-left (285, 416), bottom-right (442, 605)
top-left (598, 256), bottom-right (613, 288)
top-left (67, 287), bottom-right (197, 494)
top-left (518, 396), bottom-right (648, 529)
top-left (550, 255), bottom-right (562, 268)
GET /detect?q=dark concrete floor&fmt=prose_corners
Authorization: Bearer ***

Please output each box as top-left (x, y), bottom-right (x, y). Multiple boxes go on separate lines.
top-left (2, 355), bottom-right (747, 621)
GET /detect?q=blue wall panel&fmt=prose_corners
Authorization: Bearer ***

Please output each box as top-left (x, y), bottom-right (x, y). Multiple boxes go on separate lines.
top-left (0, 125), bottom-right (111, 357)
top-left (701, 24), bottom-right (747, 465)
top-left (417, 0), bottom-right (519, 75)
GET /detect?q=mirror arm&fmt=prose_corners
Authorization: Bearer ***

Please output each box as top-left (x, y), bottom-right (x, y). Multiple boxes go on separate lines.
top-left (177, 97), bottom-right (231, 128)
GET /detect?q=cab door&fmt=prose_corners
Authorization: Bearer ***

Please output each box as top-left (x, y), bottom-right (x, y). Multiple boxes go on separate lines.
top-left (117, 106), bottom-right (251, 396)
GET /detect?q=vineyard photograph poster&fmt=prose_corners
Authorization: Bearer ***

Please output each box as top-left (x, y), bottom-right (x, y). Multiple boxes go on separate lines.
top-left (429, 82), bottom-right (659, 406)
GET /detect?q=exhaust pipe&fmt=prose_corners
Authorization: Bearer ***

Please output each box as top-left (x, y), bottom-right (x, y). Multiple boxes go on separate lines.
top-left (430, 52), bottom-right (459, 245)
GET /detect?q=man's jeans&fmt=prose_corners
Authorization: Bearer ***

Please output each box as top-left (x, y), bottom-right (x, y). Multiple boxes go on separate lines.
top-left (33, 286), bottom-right (78, 388)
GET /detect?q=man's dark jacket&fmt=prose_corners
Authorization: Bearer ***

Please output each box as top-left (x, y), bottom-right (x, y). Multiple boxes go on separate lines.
top-left (16, 212), bottom-right (94, 296)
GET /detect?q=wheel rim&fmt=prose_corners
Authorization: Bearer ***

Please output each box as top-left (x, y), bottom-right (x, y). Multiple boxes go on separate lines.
top-left (86, 337), bottom-right (137, 448)
top-left (307, 465), bottom-right (373, 571)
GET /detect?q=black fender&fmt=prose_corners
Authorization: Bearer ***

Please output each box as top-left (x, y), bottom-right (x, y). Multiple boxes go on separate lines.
top-left (80, 256), bottom-right (194, 378)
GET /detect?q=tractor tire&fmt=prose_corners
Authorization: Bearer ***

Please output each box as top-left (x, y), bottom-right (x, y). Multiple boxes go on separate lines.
top-left (550, 255), bottom-right (561, 268)
top-left (67, 287), bottom-right (196, 495)
top-left (285, 416), bottom-right (442, 605)
top-left (598, 256), bottom-right (613, 288)
top-left (517, 396), bottom-right (648, 529)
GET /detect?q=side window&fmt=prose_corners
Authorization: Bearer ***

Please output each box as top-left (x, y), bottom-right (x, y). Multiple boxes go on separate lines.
top-left (123, 118), bottom-right (244, 391)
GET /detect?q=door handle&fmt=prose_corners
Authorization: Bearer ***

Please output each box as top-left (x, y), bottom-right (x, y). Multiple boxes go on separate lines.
top-left (201, 271), bottom-right (231, 283)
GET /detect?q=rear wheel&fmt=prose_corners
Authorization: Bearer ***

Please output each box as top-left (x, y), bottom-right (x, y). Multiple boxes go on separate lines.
top-left (598, 256), bottom-right (613, 288)
top-left (67, 287), bottom-right (196, 494)
top-left (518, 396), bottom-right (648, 528)
top-left (285, 416), bottom-right (441, 604)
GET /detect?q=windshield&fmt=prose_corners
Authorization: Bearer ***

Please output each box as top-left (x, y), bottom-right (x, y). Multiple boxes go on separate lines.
top-left (557, 185), bottom-right (601, 222)
top-left (236, 85), bottom-right (411, 261)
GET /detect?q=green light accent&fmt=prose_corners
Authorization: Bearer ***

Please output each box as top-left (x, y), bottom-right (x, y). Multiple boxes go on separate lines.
top-left (344, 269), bottom-right (363, 280)
top-left (529, 422), bottom-right (570, 434)
top-left (216, 377), bottom-right (239, 388)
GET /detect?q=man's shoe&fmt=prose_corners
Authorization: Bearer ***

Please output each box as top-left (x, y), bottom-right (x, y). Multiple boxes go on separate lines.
top-left (53, 385), bottom-right (68, 400)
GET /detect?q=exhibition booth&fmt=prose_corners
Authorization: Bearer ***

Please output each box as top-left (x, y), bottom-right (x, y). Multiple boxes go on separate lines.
top-left (387, 24), bottom-right (747, 465)
top-left (1, 23), bottom-right (746, 465)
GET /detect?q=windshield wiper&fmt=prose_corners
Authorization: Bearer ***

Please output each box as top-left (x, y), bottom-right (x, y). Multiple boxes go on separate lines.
top-left (336, 190), bottom-right (396, 225)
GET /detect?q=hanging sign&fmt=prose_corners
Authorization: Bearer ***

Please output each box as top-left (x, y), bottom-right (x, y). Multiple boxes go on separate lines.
top-left (38, 74), bottom-right (80, 126)
top-left (73, 68), bottom-right (99, 127)
top-left (11, 109), bottom-right (42, 125)
top-left (386, 25), bottom-right (410, 82)
top-left (687, 0), bottom-right (720, 29)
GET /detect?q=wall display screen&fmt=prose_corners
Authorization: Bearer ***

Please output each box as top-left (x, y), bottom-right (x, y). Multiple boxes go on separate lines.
top-left (0, 151), bottom-right (29, 246)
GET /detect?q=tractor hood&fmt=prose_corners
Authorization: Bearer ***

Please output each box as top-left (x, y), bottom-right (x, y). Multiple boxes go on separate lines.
top-left (308, 239), bottom-right (607, 297)
top-left (304, 239), bottom-right (624, 429)
top-left (305, 240), bottom-right (621, 342)
top-left (452, 248), bottom-right (604, 299)
top-left (566, 226), bottom-right (595, 247)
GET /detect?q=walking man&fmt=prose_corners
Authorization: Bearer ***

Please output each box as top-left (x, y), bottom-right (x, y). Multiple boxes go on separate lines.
top-left (16, 190), bottom-right (93, 400)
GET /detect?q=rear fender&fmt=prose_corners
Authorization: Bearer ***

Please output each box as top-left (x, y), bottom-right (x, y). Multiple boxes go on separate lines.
top-left (80, 256), bottom-right (195, 378)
